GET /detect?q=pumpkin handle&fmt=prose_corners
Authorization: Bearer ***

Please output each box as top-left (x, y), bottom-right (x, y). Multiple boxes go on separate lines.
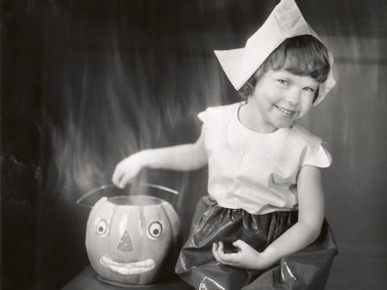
top-left (143, 183), bottom-right (179, 196)
top-left (77, 183), bottom-right (179, 208)
top-left (76, 184), bottom-right (115, 208)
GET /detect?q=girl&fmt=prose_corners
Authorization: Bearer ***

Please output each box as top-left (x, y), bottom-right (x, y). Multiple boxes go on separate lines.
top-left (112, 0), bottom-right (337, 289)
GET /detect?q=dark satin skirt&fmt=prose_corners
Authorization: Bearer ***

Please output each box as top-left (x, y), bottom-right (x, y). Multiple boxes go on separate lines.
top-left (175, 196), bottom-right (337, 290)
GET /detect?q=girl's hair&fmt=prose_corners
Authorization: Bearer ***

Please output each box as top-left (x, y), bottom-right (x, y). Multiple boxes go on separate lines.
top-left (238, 35), bottom-right (331, 101)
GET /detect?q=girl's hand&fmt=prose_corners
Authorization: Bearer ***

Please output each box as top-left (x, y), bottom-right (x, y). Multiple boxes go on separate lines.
top-left (212, 240), bottom-right (273, 270)
top-left (112, 152), bottom-right (145, 188)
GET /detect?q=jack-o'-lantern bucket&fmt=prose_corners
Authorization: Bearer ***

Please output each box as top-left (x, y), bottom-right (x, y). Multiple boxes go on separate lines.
top-left (77, 183), bottom-right (181, 286)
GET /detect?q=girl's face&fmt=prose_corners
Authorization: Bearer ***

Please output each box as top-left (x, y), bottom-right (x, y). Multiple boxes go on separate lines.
top-left (244, 68), bottom-right (319, 133)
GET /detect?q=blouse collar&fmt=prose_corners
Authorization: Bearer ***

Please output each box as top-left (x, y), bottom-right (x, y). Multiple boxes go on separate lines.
top-left (227, 102), bottom-right (291, 154)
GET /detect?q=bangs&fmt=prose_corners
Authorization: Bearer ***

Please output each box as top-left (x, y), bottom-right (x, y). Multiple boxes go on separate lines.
top-left (263, 35), bottom-right (330, 83)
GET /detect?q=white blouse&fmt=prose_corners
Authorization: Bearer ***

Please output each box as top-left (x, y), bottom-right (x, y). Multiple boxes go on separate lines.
top-left (198, 102), bottom-right (331, 215)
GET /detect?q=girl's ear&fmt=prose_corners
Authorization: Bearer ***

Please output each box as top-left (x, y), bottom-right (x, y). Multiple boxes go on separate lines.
top-left (238, 71), bottom-right (259, 99)
top-left (238, 82), bottom-right (255, 99)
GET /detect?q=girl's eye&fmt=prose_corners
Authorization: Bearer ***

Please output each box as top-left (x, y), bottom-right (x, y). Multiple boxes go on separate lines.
top-left (147, 221), bottom-right (163, 240)
top-left (303, 87), bottom-right (316, 93)
top-left (96, 219), bottom-right (109, 236)
top-left (278, 79), bottom-right (289, 85)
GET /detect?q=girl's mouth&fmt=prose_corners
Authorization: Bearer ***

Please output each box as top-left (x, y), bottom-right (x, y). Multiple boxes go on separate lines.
top-left (275, 105), bottom-right (297, 118)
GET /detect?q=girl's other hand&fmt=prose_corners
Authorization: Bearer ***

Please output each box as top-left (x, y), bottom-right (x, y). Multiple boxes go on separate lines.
top-left (112, 152), bottom-right (145, 188)
top-left (212, 240), bottom-right (273, 270)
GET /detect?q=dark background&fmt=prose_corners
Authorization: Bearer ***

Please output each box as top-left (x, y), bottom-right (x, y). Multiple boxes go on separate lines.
top-left (2, 0), bottom-right (387, 289)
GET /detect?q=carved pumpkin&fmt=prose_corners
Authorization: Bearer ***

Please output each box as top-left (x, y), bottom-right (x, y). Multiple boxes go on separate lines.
top-left (85, 195), bottom-right (181, 285)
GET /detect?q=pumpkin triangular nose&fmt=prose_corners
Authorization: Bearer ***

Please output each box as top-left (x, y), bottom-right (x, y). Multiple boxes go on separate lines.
top-left (117, 231), bottom-right (133, 252)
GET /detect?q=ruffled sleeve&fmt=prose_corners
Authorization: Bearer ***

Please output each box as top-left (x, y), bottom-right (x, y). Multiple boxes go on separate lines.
top-left (197, 108), bottom-right (209, 124)
top-left (197, 106), bottom-right (219, 125)
top-left (197, 107), bottom-right (220, 152)
top-left (197, 106), bottom-right (225, 133)
top-left (197, 104), bottom-right (238, 152)
top-left (198, 104), bottom-right (239, 125)
top-left (303, 143), bottom-right (332, 168)
top-left (197, 108), bottom-right (214, 136)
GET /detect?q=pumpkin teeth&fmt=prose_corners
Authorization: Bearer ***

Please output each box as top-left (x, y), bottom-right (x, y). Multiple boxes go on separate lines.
top-left (100, 256), bottom-right (155, 275)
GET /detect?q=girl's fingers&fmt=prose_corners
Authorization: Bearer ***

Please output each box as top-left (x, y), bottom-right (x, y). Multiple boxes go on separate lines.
top-left (118, 173), bottom-right (132, 189)
top-left (212, 243), bottom-right (227, 264)
top-left (118, 178), bottom-right (126, 189)
top-left (113, 173), bottom-right (124, 188)
top-left (112, 175), bottom-right (120, 187)
top-left (217, 242), bottom-right (234, 263)
top-left (112, 164), bottom-right (123, 186)
top-left (213, 242), bottom-right (229, 264)
top-left (212, 243), bottom-right (221, 262)
top-left (218, 242), bottom-right (226, 255)
top-left (232, 239), bottom-right (247, 251)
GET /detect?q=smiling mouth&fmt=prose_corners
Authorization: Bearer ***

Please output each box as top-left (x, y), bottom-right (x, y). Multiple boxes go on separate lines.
top-left (99, 256), bottom-right (155, 275)
top-left (275, 105), bottom-right (297, 117)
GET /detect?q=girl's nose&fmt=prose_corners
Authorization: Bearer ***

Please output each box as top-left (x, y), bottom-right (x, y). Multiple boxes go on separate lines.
top-left (285, 89), bottom-right (300, 106)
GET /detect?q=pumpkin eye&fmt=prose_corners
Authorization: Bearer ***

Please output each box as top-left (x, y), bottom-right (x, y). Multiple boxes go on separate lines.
top-left (147, 221), bottom-right (163, 240)
top-left (96, 219), bottom-right (108, 236)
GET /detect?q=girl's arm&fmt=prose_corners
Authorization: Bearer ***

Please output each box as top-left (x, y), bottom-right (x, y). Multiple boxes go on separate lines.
top-left (112, 128), bottom-right (207, 188)
top-left (213, 165), bottom-right (325, 270)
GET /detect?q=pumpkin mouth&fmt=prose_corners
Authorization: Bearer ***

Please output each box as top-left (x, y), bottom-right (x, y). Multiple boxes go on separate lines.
top-left (100, 256), bottom-right (155, 275)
